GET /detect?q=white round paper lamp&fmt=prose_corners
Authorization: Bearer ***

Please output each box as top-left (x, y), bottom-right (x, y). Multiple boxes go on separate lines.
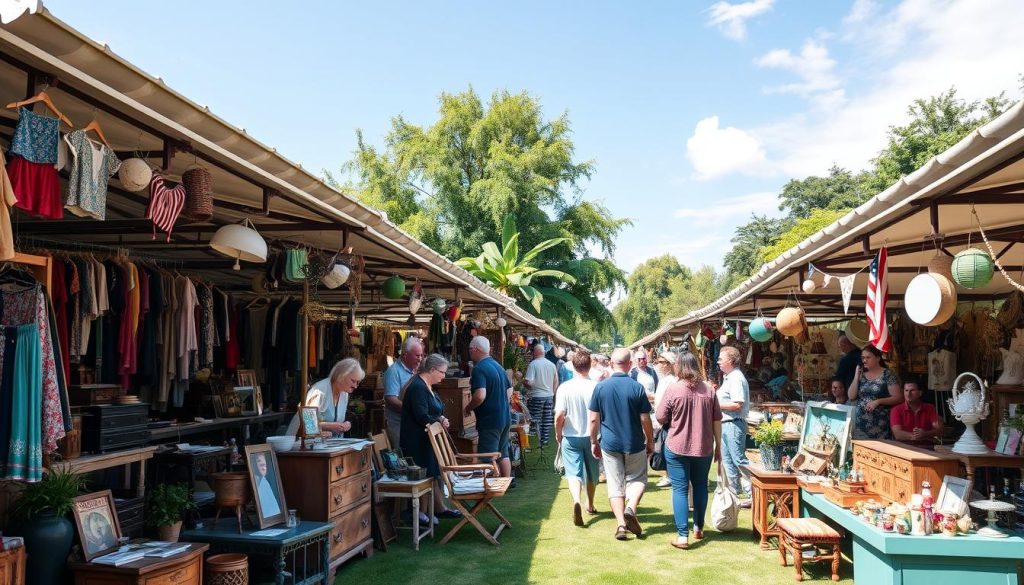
top-left (210, 219), bottom-right (268, 270)
top-left (118, 158), bottom-right (152, 192)
top-left (801, 279), bottom-right (817, 294)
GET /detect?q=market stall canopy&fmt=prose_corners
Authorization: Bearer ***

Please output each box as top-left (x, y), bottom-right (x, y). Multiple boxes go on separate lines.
top-left (633, 99), bottom-right (1024, 349)
top-left (0, 8), bottom-right (576, 346)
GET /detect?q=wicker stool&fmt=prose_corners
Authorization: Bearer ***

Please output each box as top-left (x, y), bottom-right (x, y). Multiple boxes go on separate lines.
top-left (776, 517), bottom-right (842, 582)
top-left (206, 553), bottom-right (248, 585)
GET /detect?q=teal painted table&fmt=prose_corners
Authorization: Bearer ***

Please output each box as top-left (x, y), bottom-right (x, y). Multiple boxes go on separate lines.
top-left (801, 489), bottom-right (1024, 585)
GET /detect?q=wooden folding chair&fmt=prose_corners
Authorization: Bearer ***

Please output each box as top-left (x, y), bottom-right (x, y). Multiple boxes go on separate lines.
top-left (426, 422), bottom-right (512, 545)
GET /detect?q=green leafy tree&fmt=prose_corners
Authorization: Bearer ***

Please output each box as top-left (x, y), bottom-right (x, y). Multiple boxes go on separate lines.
top-left (613, 255), bottom-right (690, 344)
top-left (863, 88), bottom-right (1011, 194)
top-left (662, 265), bottom-right (729, 320)
top-left (759, 208), bottom-right (850, 264)
top-left (723, 215), bottom-right (793, 282)
top-left (456, 215), bottom-right (578, 315)
top-left (338, 87), bottom-right (628, 337)
top-left (778, 165), bottom-right (871, 219)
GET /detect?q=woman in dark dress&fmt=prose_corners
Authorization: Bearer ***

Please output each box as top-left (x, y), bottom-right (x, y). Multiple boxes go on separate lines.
top-left (399, 353), bottom-right (461, 522)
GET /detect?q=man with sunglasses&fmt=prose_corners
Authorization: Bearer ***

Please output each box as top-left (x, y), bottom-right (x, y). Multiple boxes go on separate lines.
top-left (629, 349), bottom-right (659, 404)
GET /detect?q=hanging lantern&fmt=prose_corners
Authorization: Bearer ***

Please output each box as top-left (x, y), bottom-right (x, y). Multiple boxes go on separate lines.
top-left (320, 261), bottom-right (351, 289)
top-left (495, 317), bottom-right (507, 328)
top-left (118, 158), bottom-right (152, 192)
top-left (209, 218), bottom-right (267, 270)
top-left (408, 282), bottom-right (424, 314)
top-left (801, 279), bottom-right (817, 294)
top-left (382, 276), bottom-right (406, 299)
top-left (776, 307), bottom-right (805, 337)
top-left (431, 298), bottom-right (446, 315)
top-left (748, 318), bottom-right (774, 342)
top-left (951, 248), bottom-right (994, 289)
top-left (928, 253), bottom-right (953, 279)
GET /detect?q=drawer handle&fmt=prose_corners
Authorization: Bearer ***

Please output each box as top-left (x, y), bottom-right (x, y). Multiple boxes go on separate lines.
top-left (361, 483), bottom-right (368, 493)
top-left (334, 531), bottom-right (343, 543)
top-left (361, 518), bottom-right (369, 529)
top-left (360, 454), bottom-right (368, 466)
top-left (335, 464), bottom-right (344, 475)
top-left (334, 495), bottom-right (343, 505)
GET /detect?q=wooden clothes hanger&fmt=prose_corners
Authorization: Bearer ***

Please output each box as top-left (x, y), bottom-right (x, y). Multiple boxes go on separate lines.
top-left (82, 118), bottom-right (112, 149)
top-left (5, 90), bottom-right (73, 126)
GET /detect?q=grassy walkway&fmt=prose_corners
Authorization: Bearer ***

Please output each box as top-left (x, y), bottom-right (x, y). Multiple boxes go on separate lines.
top-left (338, 452), bottom-right (853, 584)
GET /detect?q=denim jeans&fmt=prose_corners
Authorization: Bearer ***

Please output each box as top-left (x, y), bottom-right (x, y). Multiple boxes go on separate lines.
top-left (721, 419), bottom-right (751, 495)
top-left (665, 449), bottom-right (712, 537)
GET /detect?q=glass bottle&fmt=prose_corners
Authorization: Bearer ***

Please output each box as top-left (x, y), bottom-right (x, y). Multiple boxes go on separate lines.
top-left (229, 438), bottom-right (241, 465)
top-left (922, 480), bottom-right (933, 533)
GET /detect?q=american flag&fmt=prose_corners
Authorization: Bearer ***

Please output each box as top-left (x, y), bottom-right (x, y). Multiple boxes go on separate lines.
top-left (866, 246), bottom-right (890, 352)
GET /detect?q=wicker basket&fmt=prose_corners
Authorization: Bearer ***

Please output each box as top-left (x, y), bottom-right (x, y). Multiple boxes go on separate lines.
top-left (211, 472), bottom-right (250, 506)
top-left (181, 166), bottom-right (213, 221)
top-left (206, 553), bottom-right (248, 585)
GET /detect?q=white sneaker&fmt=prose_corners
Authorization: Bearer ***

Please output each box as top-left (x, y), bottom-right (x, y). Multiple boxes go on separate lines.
top-left (656, 477), bottom-right (672, 487)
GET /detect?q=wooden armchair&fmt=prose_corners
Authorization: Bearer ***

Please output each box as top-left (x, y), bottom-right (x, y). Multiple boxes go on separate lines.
top-left (426, 422), bottom-right (512, 545)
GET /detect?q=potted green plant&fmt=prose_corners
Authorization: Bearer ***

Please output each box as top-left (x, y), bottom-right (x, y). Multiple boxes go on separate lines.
top-left (147, 483), bottom-right (196, 542)
top-left (11, 467), bottom-right (85, 585)
top-left (753, 420), bottom-right (786, 471)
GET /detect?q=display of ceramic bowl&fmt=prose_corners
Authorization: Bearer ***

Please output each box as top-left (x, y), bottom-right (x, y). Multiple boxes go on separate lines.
top-left (267, 435), bottom-right (297, 452)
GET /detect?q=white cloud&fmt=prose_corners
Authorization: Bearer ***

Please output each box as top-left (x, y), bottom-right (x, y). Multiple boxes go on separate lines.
top-left (673, 191), bottom-right (779, 221)
top-left (697, 0), bottom-right (1024, 180)
top-left (685, 116), bottom-right (768, 180)
top-left (756, 39), bottom-right (842, 100)
top-left (706, 0), bottom-right (774, 41)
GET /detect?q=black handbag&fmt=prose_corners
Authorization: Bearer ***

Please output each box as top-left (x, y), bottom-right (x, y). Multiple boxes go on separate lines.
top-left (649, 427), bottom-right (668, 471)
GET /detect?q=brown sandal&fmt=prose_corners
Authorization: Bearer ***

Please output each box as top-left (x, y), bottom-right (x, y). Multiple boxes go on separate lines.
top-left (670, 538), bottom-right (689, 549)
top-left (615, 525), bottom-right (629, 540)
top-left (573, 503), bottom-right (584, 527)
top-left (693, 528), bottom-right (704, 540)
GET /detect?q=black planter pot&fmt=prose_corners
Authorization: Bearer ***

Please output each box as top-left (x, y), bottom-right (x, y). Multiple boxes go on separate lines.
top-left (18, 511), bottom-right (74, 585)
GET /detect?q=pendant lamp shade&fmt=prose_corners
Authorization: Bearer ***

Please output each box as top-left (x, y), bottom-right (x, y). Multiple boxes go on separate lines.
top-left (951, 248), bottom-right (994, 289)
top-left (382, 276), bottom-right (406, 299)
top-left (210, 219), bottom-right (267, 270)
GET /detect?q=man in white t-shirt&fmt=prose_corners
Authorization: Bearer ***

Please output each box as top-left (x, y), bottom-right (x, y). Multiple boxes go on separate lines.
top-left (555, 350), bottom-right (599, 525)
top-left (524, 344), bottom-right (559, 446)
top-left (717, 345), bottom-right (752, 504)
top-left (629, 349), bottom-right (659, 403)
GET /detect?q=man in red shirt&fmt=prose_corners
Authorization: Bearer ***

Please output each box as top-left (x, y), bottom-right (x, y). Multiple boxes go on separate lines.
top-left (890, 379), bottom-right (943, 448)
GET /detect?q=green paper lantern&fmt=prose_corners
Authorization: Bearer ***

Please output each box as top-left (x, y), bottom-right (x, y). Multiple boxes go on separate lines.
top-left (951, 248), bottom-right (994, 289)
top-left (382, 276), bottom-right (406, 299)
top-left (431, 298), bottom-right (446, 315)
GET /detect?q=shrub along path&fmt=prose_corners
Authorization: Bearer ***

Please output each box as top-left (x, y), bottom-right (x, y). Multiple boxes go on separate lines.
top-left (337, 452), bottom-right (853, 584)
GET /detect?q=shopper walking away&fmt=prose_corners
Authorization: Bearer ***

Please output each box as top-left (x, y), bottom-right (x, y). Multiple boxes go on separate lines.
top-left (555, 350), bottom-right (600, 526)
top-left (657, 351), bottom-right (722, 550)
top-left (588, 348), bottom-right (654, 541)
top-left (653, 350), bottom-right (678, 487)
top-left (525, 344), bottom-right (558, 447)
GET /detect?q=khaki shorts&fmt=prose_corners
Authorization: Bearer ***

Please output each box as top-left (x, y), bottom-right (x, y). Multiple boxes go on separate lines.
top-left (601, 450), bottom-right (647, 498)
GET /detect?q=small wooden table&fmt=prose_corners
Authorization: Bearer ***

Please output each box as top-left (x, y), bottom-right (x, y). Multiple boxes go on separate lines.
top-left (934, 445), bottom-right (1024, 485)
top-left (743, 463), bottom-right (801, 549)
top-left (69, 542), bottom-right (208, 585)
top-left (51, 445), bottom-right (157, 498)
top-left (376, 477), bottom-right (434, 550)
top-left (181, 520), bottom-right (331, 585)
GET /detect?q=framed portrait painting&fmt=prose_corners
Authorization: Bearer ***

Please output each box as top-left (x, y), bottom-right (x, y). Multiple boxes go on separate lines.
top-left (936, 475), bottom-right (972, 517)
top-left (244, 443), bottom-right (288, 528)
top-left (72, 490), bottom-right (122, 561)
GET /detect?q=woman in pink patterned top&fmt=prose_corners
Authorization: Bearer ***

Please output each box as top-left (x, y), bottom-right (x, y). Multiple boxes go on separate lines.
top-left (656, 352), bottom-right (722, 550)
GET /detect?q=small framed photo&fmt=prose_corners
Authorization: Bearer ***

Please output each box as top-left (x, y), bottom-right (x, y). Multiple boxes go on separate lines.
top-left (936, 475), bottom-right (972, 517)
top-left (245, 444), bottom-right (288, 528)
top-left (253, 385), bottom-right (264, 416)
top-left (71, 490), bottom-right (121, 562)
top-left (300, 406), bottom-right (320, 438)
top-left (237, 369), bottom-right (257, 389)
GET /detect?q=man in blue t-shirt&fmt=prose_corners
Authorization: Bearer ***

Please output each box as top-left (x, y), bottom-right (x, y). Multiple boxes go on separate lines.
top-left (465, 336), bottom-right (513, 477)
top-left (588, 347), bottom-right (654, 541)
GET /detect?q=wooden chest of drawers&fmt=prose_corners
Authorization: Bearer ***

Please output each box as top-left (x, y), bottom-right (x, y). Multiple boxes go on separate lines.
top-left (852, 440), bottom-right (961, 503)
top-left (437, 378), bottom-right (476, 434)
top-left (78, 404), bottom-right (150, 454)
top-left (277, 445), bottom-right (374, 571)
top-left (70, 543), bottom-right (207, 585)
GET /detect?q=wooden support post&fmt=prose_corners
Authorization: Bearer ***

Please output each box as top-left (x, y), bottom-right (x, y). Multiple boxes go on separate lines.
top-left (496, 306), bottom-right (505, 367)
top-left (300, 277), bottom-right (310, 408)
top-left (930, 202), bottom-right (940, 236)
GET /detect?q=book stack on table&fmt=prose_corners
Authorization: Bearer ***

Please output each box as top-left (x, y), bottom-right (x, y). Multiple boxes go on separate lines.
top-left (92, 541), bottom-right (191, 566)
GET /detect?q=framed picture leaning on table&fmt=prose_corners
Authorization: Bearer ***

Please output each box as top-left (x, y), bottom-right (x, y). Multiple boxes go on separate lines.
top-left (72, 490), bottom-right (122, 561)
top-left (245, 444), bottom-right (288, 528)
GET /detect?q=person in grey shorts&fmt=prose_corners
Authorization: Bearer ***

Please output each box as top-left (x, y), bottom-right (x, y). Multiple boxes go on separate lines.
top-left (588, 348), bottom-right (654, 540)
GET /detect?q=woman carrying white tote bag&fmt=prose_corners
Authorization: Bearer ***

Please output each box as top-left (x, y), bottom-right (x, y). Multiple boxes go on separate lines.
top-left (710, 459), bottom-right (739, 532)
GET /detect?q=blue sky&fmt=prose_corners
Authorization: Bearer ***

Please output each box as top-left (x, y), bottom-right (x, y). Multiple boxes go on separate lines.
top-left (43, 0), bottom-right (1024, 287)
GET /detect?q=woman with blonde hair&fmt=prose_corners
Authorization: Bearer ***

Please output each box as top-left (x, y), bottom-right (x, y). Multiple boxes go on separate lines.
top-left (300, 358), bottom-right (364, 437)
top-left (656, 352), bottom-right (722, 550)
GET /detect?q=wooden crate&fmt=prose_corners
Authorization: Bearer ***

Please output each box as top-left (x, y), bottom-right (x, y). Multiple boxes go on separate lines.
top-left (822, 485), bottom-right (880, 508)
